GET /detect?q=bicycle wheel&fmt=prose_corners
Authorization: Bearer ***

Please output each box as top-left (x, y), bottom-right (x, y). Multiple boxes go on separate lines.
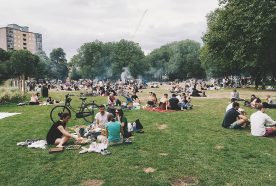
top-left (50, 106), bottom-right (71, 123)
top-left (82, 103), bottom-right (99, 123)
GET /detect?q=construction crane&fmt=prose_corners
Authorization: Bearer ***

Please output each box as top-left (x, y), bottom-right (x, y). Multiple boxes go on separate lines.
top-left (132, 9), bottom-right (148, 39)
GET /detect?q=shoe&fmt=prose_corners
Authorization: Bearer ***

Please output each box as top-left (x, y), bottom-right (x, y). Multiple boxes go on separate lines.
top-left (101, 149), bottom-right (111, 155)
top-left (124, 139), bottom-right (132, 144)
top-left (79, 147), bottom-right (88, 154)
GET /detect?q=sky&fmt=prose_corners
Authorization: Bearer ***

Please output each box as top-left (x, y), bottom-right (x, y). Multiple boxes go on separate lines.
top-left (0, 0), bottom-right (218, 60)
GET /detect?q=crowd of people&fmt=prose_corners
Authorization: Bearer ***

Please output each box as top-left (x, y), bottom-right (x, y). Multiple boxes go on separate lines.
top-left (42, 80), bottom-right (276, 153)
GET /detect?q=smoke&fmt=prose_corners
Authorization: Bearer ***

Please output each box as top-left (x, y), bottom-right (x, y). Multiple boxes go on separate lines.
top-left (121, 67), bottom-right (133, 83)
top-left (146, 67), bottom-right (164, 79)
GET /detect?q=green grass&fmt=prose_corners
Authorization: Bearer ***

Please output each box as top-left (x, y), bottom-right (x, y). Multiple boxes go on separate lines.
top-left (1, 89), bottom-right (276, 185)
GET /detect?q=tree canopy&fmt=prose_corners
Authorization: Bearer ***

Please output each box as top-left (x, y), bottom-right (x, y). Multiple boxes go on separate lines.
top-left (201, 0), bottom-right (276, 80)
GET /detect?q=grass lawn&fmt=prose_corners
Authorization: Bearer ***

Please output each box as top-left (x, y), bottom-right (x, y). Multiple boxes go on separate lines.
top-left (0, 88), bottom-right (276, 186)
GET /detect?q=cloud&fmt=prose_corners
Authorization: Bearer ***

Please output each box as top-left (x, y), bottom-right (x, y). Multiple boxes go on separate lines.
top-left (0, 0), bottom-right (218, 59)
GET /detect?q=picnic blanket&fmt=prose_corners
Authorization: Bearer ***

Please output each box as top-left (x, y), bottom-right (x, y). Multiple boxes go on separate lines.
top-left (0, 112), bottom-right (21, 120)
top-left (142, 107), bottom-right (176, 113)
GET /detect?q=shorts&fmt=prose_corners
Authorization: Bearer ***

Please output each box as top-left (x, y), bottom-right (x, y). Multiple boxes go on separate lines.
top-left (229, 121), bottom-right (243, 129)
top-left (264, 128), bottom-right (275, 137)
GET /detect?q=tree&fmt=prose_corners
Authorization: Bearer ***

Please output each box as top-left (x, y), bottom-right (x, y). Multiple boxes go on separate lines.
top-left (49, 48), bottom-right (69, 80)
top-left (201, 0), bottom-right (276, 83)
top-left (111, 39), bottom-right (146, 79)
top-left (146, 40), bottom-right (204, 80)
top-left (0, 49), bottom-right (12, 84)
top-left (71, 40), bottom-right (146, 80)
top-left (9, 50), bottom-right (39, 93)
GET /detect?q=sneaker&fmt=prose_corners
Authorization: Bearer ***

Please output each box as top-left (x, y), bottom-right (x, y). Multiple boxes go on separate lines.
top-left (101, 149), bottom-right (111, 155)
top-left (124, 139), bottom-right (132, 144)
top-left (79, 147), bottom-right (88, 154)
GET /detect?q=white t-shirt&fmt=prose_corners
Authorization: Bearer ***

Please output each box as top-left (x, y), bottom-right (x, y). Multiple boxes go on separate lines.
top-left (230, 92), bottom-right (239, 99)
top-left (250, 111), bottom-right (276, 136)
top-left (95, 112), bottom-right (109, 128)
top-left (226, 103), bottom-right (233, 112)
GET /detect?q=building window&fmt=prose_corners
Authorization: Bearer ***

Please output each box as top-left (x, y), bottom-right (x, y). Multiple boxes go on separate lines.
top-left (23, 43), bottom-right (27, 45)
top-left (23, 47), bottom-right (27, 49)
top-left (23, 34), bottom-right (26, 37)
top-left (23, 38), bottom-right (26, 41)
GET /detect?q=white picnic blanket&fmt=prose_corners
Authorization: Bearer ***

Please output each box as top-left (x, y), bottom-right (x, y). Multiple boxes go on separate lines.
top-left (0, 112), bottom-right (21, 120)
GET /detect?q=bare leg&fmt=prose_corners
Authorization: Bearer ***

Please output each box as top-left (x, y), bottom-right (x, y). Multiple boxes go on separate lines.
top-left (55, 136), bottom-right (70, 147)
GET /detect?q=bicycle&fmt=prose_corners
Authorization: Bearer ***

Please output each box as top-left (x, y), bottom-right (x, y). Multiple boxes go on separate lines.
top-left (50, 94), bottom-right (99, 123)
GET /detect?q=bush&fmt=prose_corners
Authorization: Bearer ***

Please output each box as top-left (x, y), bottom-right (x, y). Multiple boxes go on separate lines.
top-left (0, 87), bottom-right (28, 104)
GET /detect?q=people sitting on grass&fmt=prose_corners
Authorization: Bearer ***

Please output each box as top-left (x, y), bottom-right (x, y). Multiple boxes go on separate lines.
top-left (250, 104), bottom-right (276, 137)
top-left (168, 94), bottom-right (180, 110)
top-left (46, 113), bottom-right (81, 147)
top-left (95, 105), bottom-right (109, 129)
top-left (29, 93), bottom-right (40, 105)
top-left (262, 95), bottom-right (276, 109)
top-left (108, 93), bottom-right (121, 107)
top-left (159, 94), bottom-right (169, 110)
top-left (230, 89), bottom-right (244, 101)
top-left (131, 92), bottom-right (140, 104)
top-left (46, 97), bottom-right (60, 105)
top-left (147, 92), bottom-right (158, 107)
top-left (178, 93), bottom-right (192, 110)
top-left (106, 113), bottom-right (124, 146)
top-left (222, 102), bottom-right (249, 129)
top-left (226, 98), bottom-right (237, 112)
top-left (250, 94), bottom-right (261, 108)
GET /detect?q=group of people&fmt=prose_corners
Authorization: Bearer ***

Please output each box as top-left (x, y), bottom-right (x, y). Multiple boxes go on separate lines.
top-left (223, 90), bottom-right (276, 137)
top-left (46, 105), bottom-right (132, 148)
top-left (147, 92), bottom-right (192, 110)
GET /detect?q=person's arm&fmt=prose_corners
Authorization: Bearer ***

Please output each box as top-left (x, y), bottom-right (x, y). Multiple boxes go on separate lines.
top-left (238, 114), bottom-right (247, 120)
top-left (120, 125), bottom-right (124, 136)
top-left (57, 125), bottom-right (77, 139)
top-left (264, 114), bottom-right (276, 127)
top-left (105, 126), bottom-right (109, 137)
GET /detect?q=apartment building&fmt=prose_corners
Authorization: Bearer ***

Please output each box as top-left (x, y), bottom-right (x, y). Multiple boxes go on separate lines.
top-left (0, 24), bottom-right (42, 54)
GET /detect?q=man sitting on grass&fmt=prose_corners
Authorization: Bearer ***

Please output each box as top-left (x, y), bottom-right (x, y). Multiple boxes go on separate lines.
top-left (226, 98), bottom-right (237, 112)
top-left (95, 105), bottom-right (109, 129)
top-left (222, 102), bottom-right (249, 129)
top-left (250, 104), bottom-right (276, 137)
top-left (168, 94), bottom-right (180, 110)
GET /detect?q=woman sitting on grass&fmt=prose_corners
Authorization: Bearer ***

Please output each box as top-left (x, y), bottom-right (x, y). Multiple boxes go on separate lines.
top-left (147, 92), bottom-right (158, 107)
top-left (29, 93), bottom-right (40, 105)
top-left (106, 113), bottom-right (124, 146)
top-left (46, 113), bottom-right (81, 147)
top-left (115, 109), bottom-right (132, 139)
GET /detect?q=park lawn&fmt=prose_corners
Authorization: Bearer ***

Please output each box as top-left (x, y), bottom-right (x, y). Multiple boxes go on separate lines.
top-left (1, 90), bottom-right (276, 185)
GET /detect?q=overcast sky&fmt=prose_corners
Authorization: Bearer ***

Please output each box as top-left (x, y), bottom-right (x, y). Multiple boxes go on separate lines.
top-left (0, 0), bottom-right (218, 60)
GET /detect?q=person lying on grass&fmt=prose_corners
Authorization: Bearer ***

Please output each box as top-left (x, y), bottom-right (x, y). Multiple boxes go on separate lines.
top-left (222, 102), bottom-right (249, 129)
top-left (106, 113), bottom-right (124, 146)
top-left (250, 104), bottom-right (276, 137)
top-left (46, 113), bottom-right (82, 147)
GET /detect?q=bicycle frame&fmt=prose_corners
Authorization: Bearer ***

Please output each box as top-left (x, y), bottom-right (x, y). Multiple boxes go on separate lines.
top-left (64, 94), bottom-right (91, 113)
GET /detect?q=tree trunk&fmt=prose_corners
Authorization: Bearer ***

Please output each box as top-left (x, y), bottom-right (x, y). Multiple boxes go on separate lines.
top-left (22, 74), bottom-right (26, 94)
